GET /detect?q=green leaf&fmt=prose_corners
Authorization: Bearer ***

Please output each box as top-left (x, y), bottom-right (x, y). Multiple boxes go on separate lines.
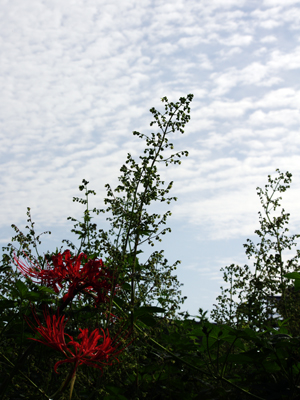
top-left (138, 306), bottom-right (165, 314)
top-left (295, 280), bottom-right (300, 290)
top-left (0, 299), bottom-right (17, 309)
top-left (138, 313), bottom-right (157, 327)
top-left (121, 283), bottom-right (131, 291)
top-left (38, 286), bottom-right (56, 295)
top-left (220, 349), bottom-right (265, 364)
top-left (10, 287), bottom-right (22, 299)
top-left (104, 385), bottom-right (128, 400)
top-left (133, 306), bottom-right (165, 326)
top-left (25, 292), bottom-right (41, 301)
top-left (15, 280), bottom-right (28, 297)
top-left (284, 272), bottom-right (300, 280)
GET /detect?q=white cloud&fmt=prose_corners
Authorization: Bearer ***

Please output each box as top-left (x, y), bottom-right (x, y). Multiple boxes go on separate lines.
top-left (218, 46), bottom-right (242, 59)
top-left (263, 0), bottom-right (300, 5)
top-left (253, 46), bottom-right (268, 56)
top-left (268, 47), bottom-right (300, 69)
top-left (248, 109), bottom-right (300, 126)
top-left (252, 5), bottom-right (300, 30)
top-left (2, 0), bottom-right (300, 315)
top-left (194, 98), bottom-right (253, 120)
top-left (260, 35), bottom-right (277, 42)
top-left (260, 19), bottom-right (281, 29)
top-left (209, 62), bottom-right (281, 96)
top-left (210, 45), bottom-right (300, 96)
top-left (256, 87), bottom-right (300, 108)
top-left (251, 6), bottom-right (283, 21)
top-left (172, 188), bottom-right (261, 240)
top-left (219, 34), bottom-right (253, 46)
top-left (228, 126), bottom-right (287, 140)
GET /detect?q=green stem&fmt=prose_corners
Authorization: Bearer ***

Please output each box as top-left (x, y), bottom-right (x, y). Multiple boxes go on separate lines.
top-left (0, 351), bottom-right (49, 399)
top-left (0, 296), bottom-right (73, 399)
top-left (50, 365), bottom-right (77, 400)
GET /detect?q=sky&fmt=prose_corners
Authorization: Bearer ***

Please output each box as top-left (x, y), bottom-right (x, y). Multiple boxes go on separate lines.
top-left (1, 0), bottom-right (300, 317)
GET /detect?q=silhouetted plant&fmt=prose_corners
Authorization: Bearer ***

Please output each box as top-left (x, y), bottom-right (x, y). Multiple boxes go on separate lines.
top-left (0, 94), bottom-right (194, 399)
top-left (211, 169), bottom-right (300, 333)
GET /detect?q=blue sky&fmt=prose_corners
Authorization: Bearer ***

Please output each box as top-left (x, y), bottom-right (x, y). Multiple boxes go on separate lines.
top-left (1, 0), bottom-right (300, 316)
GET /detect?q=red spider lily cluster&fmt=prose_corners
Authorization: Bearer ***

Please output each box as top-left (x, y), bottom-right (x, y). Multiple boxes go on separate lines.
top-left (25, 308), bottom-right (129, 374)
top-left (14, 250), bottom-right (117, 305)
top-left (14, 250), bottom-right (130, 382)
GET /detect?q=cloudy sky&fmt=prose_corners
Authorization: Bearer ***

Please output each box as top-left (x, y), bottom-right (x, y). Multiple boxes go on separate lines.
top-left (1, 0), bottom-right (300, 316)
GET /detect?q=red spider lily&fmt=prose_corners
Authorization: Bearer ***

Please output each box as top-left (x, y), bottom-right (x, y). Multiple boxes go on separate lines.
top-left (13, 254), bottom-right (52, 291)
top-left (52, 251), bottom-right (117, 305)
top-left (26, 308), bottom-right (129, 374)
top-left (14, 252), bottom-right (68, 293)
top-left (14, 250), bottom-right (118, 305)
top-left (25, 308), bottom-right (71, 354)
